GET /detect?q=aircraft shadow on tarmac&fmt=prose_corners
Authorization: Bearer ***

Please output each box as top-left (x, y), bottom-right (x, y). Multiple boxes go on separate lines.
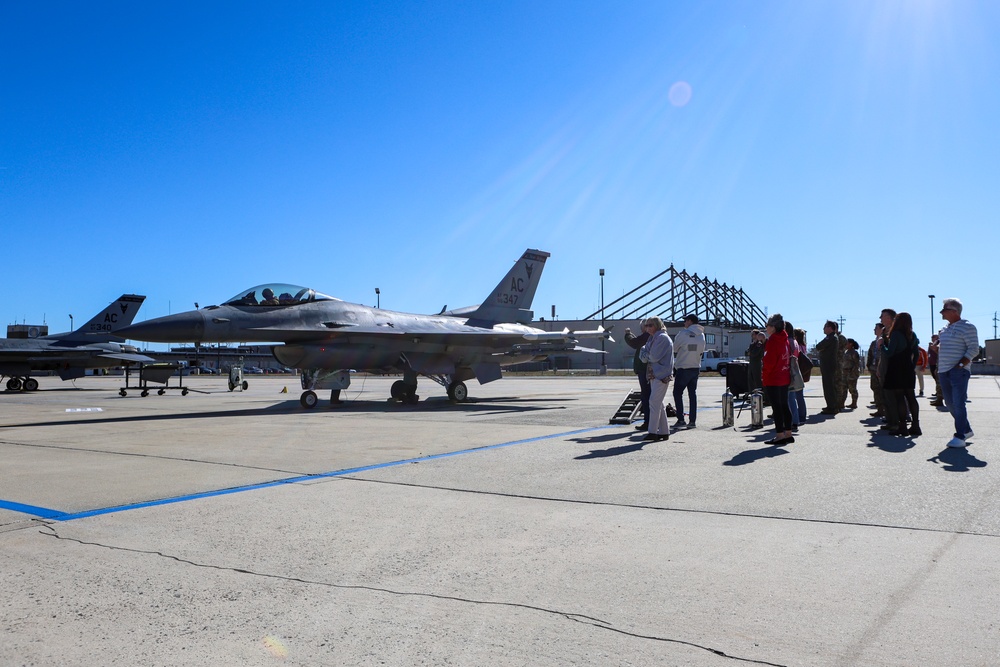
top-left (2, 386), bottom-right (112, 393)
top-left (0, 396), bottom-right (565, 430)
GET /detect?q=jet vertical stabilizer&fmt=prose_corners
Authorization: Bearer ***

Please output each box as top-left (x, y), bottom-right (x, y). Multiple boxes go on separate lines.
top-left (465, 249), bottom-right (549, 326)
top-left (60, 294), bottom-right (146, 341)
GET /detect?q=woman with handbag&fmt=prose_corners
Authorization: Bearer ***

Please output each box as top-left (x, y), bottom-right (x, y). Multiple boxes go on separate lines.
top-left (639, 316), bottom-right (674, 441)
top-left (881, 312), bottom-right (921, 437)
top-left (793, 328), bottom-right (810, 421)
top-left (785, 321), bottom-right (806, 430)
top-left (762, 314), bottom-right (794, 445)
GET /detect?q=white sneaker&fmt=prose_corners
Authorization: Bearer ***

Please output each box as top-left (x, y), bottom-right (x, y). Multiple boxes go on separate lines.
top-left (946, 437), bottom-right (967, 448)
top-left (964, 430), bottom-right (974, 439)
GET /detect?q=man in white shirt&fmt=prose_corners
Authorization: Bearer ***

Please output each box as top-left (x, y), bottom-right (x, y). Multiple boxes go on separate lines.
top-left (937, 297), bottom-right (979, 448)
top-left (672, 314), bottom-right (706, 429)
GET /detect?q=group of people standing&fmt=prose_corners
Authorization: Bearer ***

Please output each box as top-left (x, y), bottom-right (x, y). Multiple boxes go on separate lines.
top-left (814, 298), bottom-right (979, 449)
top-left (622, 297), bottom-right (980, 451)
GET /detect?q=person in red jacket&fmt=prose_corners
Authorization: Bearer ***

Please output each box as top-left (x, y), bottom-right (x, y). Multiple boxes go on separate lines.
top-left (762, 313), bottom-right (794, 445)
top-left (915, 345), bottom-right (928, 397)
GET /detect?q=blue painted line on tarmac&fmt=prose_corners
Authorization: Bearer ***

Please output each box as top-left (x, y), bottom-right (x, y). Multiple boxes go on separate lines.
top-left (0, 500), bottom-right (67, 519)
top-left (49, 425), bottom-right (615, 522)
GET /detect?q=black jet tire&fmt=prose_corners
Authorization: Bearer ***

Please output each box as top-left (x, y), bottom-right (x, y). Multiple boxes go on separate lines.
top-left (390, 380), bottom-right (407, 400)
top-left (300, 390), bottom-right (318, 409)
top-left (24, 378), bottom-right (39, 391)
top-left (7, 377), bottom-right (22, 391)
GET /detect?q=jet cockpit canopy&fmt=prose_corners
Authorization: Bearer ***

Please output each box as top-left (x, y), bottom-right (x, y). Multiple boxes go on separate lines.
top-left (222, 284), bottom-right (338, 307)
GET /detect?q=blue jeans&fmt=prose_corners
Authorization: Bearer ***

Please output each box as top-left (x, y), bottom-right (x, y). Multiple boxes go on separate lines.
top-left (673, 367), bottom-right (700, 424)
top-left (788, 388), bottom-right (805, 425)
top-left (636, 371), bottom-right (651, 422)
top-left (939, 367), bottom-right (972, 438)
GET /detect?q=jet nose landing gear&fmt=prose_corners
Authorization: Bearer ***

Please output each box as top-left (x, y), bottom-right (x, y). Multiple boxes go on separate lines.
top-left (299, 370), bottom-right (352, 409)
top-left (300, 390), bottom-right (318, 409)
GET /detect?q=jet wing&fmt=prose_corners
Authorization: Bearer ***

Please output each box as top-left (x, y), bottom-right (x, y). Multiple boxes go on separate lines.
top-left (99, 352), bottom-right (157, 363)
top-left (244, 324), bottom-right (529, 348)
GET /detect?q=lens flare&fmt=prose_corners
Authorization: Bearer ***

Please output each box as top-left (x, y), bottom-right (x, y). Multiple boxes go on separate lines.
top-left (669, 81), bottom-right (693, 107)
top-left (261, 635), bottom-right (289, 659)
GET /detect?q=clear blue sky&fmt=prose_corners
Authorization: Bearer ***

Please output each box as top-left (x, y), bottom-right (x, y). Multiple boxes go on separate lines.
top-left (3, 1), bottom-right (998, 350)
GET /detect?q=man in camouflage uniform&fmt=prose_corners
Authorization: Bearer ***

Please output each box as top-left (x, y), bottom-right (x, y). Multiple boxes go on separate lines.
top-left (841, 338), bottom-right (861, 409)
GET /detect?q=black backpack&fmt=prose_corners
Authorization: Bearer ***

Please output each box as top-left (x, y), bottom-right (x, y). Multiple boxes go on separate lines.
top-left (798, 354), bottom-right (814, 381)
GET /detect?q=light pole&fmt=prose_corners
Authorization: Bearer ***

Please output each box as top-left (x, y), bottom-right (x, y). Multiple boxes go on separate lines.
top-left (928, 295), bottom-right (935, 338)
top-left (599, 268), bottom-right (606, 376)
top-left (69, 314), bottom-right (73, 331)
top-left (375, 288), bottom-right (380, 309)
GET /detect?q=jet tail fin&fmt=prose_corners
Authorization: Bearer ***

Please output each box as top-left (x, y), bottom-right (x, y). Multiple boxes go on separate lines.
top-left (465, 249), bottom-right (550, 326)
top-left (62, 295), bottom-right (146, 341)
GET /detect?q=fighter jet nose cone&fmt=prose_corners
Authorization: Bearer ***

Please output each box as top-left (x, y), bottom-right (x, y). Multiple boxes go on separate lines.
top-left (117, 311), bottom-right (206, 343)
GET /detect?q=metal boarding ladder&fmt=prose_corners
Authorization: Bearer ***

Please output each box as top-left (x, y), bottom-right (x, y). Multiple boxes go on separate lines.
top-left (609, 390), bottom-right (644, 424)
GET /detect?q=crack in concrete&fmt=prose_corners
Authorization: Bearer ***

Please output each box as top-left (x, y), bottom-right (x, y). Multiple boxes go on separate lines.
top-left (341, 476), bottom-right (1000, 539)
top-left (39, 524), bottom-right (787, 666)
top-left (0, 438), bottom-right (307, 476)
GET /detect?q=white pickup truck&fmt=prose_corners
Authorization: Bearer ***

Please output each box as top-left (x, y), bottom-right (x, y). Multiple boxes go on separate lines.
top-left (699, 350), bottom-right (734, 375)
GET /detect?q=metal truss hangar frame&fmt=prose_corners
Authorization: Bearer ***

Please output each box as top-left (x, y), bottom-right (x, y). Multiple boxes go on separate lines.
top-left (583, 265), bottom-right (766, 330)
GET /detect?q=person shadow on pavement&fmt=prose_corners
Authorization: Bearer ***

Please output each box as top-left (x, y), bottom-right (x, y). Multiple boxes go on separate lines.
top-left (867, 431), bottom-right (917, 453)
top-left (575, 441), bottom-right (650, 459)
top-left (723, 445), bottom-right (790, 466)
top-left (927, 447), bottom-right (988, 472)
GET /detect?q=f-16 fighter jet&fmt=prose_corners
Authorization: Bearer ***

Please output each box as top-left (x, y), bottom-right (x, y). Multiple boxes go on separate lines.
top-left (1, 294), bottom-right (153, 391)
top-left (118, 250), bottom-right (610, 408)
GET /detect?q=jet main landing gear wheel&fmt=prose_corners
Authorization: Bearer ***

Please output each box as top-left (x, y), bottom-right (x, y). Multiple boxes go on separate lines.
top-left (6, 377), bottom-right (22, 391)
top-left (300, 390), bottom-right (318, 409)
top-left (447, 381), bottom-right (469, 402)
top-left (390, 379), bottom-right (419, 403)
top-left (24, 378), bottom-right (39, 392)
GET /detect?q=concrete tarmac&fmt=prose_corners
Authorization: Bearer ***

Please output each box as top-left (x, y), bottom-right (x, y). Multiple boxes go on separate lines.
top-left (1, 374), bottom-right (998, 666)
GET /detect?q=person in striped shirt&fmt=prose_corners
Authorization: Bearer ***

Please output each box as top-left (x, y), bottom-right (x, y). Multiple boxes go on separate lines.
top-left (937, 298), bottom-right (980, 448)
